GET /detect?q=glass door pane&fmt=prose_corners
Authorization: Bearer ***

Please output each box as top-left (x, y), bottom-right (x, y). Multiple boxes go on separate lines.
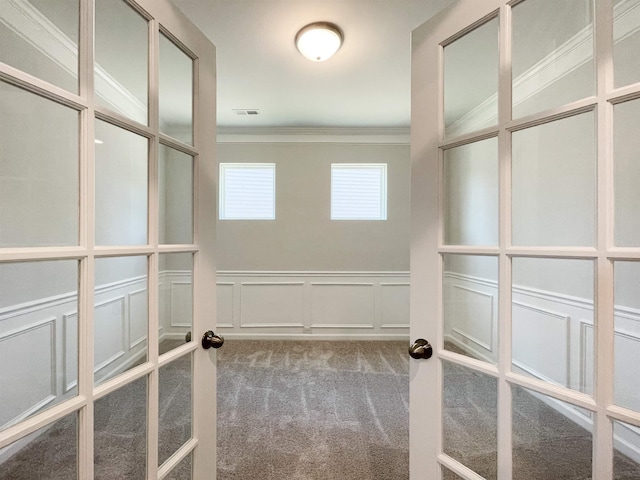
top-left (0, 412), bottom-right (78, 480)
top-left (159, 34), bottom-right (193, 145)
top-left (159, 145), bottom-right (194, 245)
top-left (0, 260), bottom-right (79, 429)
top-left (95, 0), bottom-right (149, 124)
top-left (511, 112), bottom-right (596, 247)
top-left (0, 81), bottom-right (79, 248)
top-left (512, 0), bottom-right (595, 118)
top-left (95, 119), bottom-right (149, 246)
top-left (443, 17), bottom-right (499, 138)
top-left (94, 376), bottom-right (148, 479)
top-left (0, 0), bottom-right (79, 92)
top-left (512, 385), bottom-right (593, 479)
top-left (614, 0), bottom-right (640, 88)
top-left (158, 353), bottom-right (192, 466)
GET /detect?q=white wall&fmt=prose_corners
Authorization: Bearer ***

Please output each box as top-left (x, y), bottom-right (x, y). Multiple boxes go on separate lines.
top-left (216, 141), bottom-right (411, 272)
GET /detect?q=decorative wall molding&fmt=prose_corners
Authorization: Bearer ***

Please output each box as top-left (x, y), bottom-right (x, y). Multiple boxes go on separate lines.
top-left (217, 271), bottom-right (410, 339)
top-left (445, 269), bottom-right (640, 462)
top-left (128, 288), bottom-right (148, 349)
top-left (452, 285), bottom-right (495, 351)
top-left (0, 0), bottom-right (146, 122)
top-left (446, 0), bottom-right (640, 136)
top-left (216, 127), bottom-right (410, 145)
top-left (0, 317), bottom-right (56, 429)
top-left (0, 275), bottom-right (149, 430)
top-left (62, 312), bottom-right (77, 394)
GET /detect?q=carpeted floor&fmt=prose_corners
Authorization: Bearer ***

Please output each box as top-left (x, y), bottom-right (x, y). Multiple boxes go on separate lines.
top-left (1, 340), bottom-right (639, 480)
top-left (216, 340), bottom-right (410, 480)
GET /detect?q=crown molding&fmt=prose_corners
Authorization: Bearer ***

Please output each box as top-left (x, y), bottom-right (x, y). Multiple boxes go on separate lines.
top-left (446, 0), bottom-right (640, 136)
top-left (216, 126), bottom-right (410, 144)
top-left (0, 0), bottom-right (147, 122)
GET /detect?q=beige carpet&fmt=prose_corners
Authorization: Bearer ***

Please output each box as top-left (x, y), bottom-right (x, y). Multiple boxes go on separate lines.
top-left (216, 340), bottom-right (410, 480)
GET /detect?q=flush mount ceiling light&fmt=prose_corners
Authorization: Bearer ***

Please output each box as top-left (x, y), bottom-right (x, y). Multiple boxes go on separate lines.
top-left (295, 22), bottom-right (343, 62)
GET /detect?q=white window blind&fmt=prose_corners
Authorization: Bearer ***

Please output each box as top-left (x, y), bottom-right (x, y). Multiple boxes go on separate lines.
top-left (219, 163), bottom-right (275, 219)
top-left (331, 164), bottom-right (387, 220)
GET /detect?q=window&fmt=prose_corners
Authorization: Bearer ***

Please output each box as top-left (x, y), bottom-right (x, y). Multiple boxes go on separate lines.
top-left (219, 163), bottom-right (275, 219)
top-left (331, 163), bottom-right (387, 220)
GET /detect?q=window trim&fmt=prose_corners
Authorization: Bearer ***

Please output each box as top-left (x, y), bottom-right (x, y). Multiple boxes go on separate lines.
top-left (330, 163), bottom-right (388, 221)
top-left (219, 162), bottom-right (276, 220)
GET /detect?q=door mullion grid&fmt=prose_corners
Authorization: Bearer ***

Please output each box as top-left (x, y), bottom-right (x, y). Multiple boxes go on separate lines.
top-left (78, 0), bottom-right (96, 478)
top-left (595, 0), bottom-right (616, 478)
top-left (147, 15), bottom-right (161, 478)
top-left (497, 3), bottom-right (513, 478)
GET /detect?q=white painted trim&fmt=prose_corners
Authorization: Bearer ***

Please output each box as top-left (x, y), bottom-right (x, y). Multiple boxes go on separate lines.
top-left (451, 285), bottom-right (495, 351)
top-left (240, 323), bottom-right (305, 328)
top-left (0, 317), bottom-right (57, 430)
top-left (446, 0), bottom-right (640, 136)
top-left (218, 270), bottom-right (409, 277)
top-left (216, 127), bottom-right (410, 144)
top-left (310, 324), bottom-right (376, 329)
top-left (443, 333), bottom-right (495, 365)
top-left (127, 288), bottom-right (148, 349)
top-left (220, 333), bottom-right (410, 341)
top-left (218, 271), bottom-right (409, 337)
top-left (0, 275), bottom-right (148, 321)
top-left (0, 0), bottom-right (147, 122)
top-left (0, 395), bottom-right (56, 432)
top-left (446, 271), bottom-right (640, 325)
top-left (62, 312), bottom-right (78, 394)
top-left (168, 280), bottom-right (192, 328)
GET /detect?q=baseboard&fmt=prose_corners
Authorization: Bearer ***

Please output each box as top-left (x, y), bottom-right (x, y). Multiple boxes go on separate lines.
top-left (219, 333), bottom-right (410, 341)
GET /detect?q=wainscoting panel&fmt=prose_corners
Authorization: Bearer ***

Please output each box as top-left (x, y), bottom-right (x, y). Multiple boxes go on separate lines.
top-left (311, 283), bottom-right (374, 329)
top-left (380, 283), bottom-right (410, 328)
top-left (0, 318), bottom-right (56, 428)
top-left (0, 274), bottom-right (155, 431)
top-left (512, 302), bottom-right (570, 386)
top-left (217, 272), bottom-right (410, 339)
top-left (450, 285), bottom-right (495, 352)
top-left (445, 270), bottom-right (640, 463)
top-left (614, 326), bottom-right (640, 412)
top-left (240, 282), bottom-right (305, 327)
top-left (63, 312), bottom-right (78, 393)
top-left (93, 297), bottom-right (126, 375)
top-left (128, 288), bottom-right (148, 349)
top-left (170, 282), bottom-right (192, 328)
top-left (216, 283), bottom-right (235, 328)
top-left (443, 273), bottom-right (498, 363)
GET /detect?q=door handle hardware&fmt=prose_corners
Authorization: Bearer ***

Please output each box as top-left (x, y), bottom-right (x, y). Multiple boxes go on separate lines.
top-left (409, 338), bottom-right (433, 360)
top-left (202, 330), bottom-right (224, 349)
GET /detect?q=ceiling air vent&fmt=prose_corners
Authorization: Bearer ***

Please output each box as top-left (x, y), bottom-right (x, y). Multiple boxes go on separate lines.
top-left (233, 109), bottom-right (260, 115)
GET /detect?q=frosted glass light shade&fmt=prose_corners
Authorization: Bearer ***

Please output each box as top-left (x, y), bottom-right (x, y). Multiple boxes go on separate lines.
top-left (295, 22), bottom-right (343, 62)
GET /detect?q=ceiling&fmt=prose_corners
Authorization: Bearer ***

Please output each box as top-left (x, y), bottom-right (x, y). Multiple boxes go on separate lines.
top-left (171, 0), bottom-right (454, 129)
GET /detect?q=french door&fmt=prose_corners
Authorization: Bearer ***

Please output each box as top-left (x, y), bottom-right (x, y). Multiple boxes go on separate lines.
top-left (410, 0), bottom-right (640, 478)
top-left (0, 0), bottom-right (218, 479)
